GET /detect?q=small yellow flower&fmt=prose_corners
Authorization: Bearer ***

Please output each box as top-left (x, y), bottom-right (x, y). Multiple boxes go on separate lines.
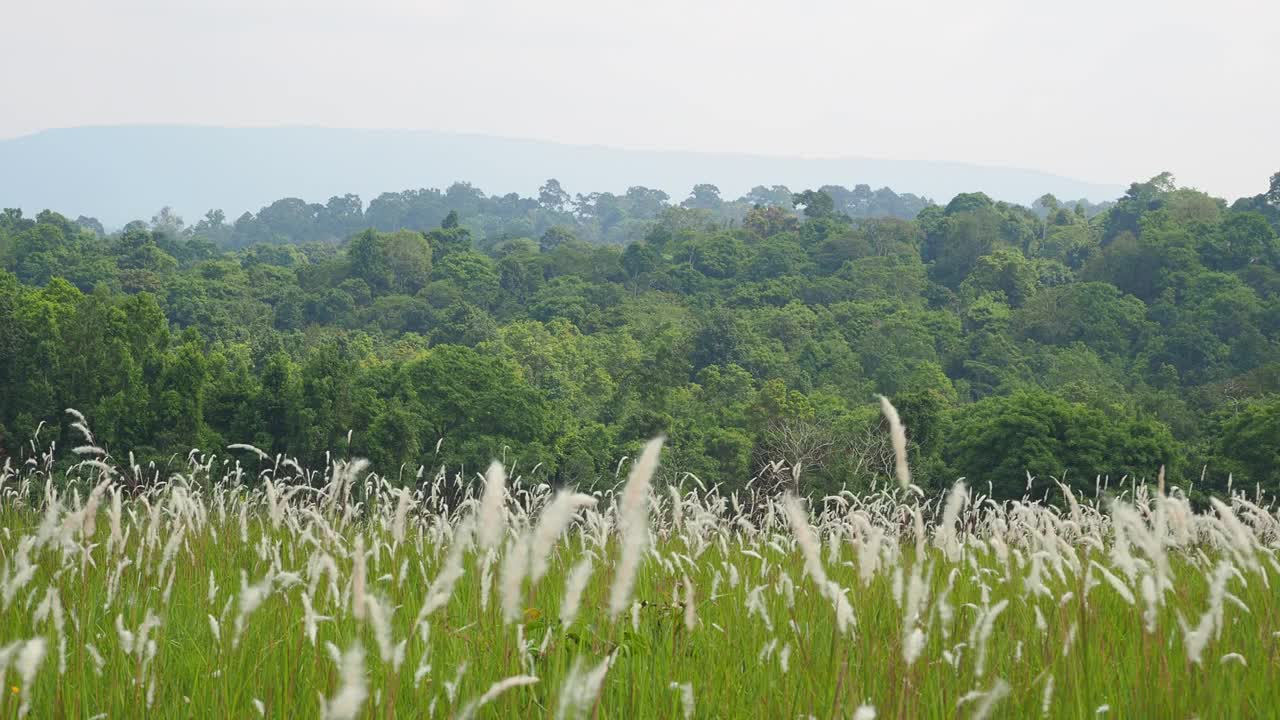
top-left (522, 607), bottom-right (542, 623)
top-left (9, 686), bottom-right (17, 695)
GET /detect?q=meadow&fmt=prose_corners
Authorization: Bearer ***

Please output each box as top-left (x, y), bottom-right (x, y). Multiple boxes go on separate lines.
top-left (0, 410), bottom-right (1276, 719)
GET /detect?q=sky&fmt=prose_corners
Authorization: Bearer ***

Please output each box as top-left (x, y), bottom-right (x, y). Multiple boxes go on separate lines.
top-left (2, 0), bottom-right (1276, 201)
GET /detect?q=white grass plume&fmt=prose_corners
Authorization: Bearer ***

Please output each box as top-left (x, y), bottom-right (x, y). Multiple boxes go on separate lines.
top-left (81, 477), bottom-right (111, 539)
top-left (302, 592), bottom-right (331, 646)
top-left (457, 675), bottom-right (539, 720)
top-left (416, 519), bottom-right (475, 623)
top-left (1089, 561), bottom-right (1135, 605)
top-left (781, 494), bottom-right (829, 592)
top-left (608, 437), bottom-right (664, 619)
top-left (682, 574), bottom-right (698, 631)
top-left (669, 485), bottom-right (683, 535)
top-left (971, 678), bottom-right (1010, 720)
top-left (878, 395), bottom-right (911, 490)
top-left (556, 654), bottom-right (614, 720)
top-left (1141, 574), bottom-right (1159, 633)
top-left (974, 599), bottom-right (1009, 678)
top-left (391, 487), bottom-right (413, 546)
top-left (933, 481), bottom-right (967, 561)
top-left (1220, 652), bottom-right (1247, 666)
top-left (530, 491), bottom-right (597, 585)
top-left (561, 555), bottom-right (595, 627)
top-left (351, 533), bottom-right (367, 621)
top-left (903, 627), bottom-right (926, 666)
top-left (233, 572), bottom-right (273, 648)
top-left (107, 489), bottom-right (123, 555)
top-left (1178, 609), bottom-right (1215, 665)
top-left (16, 637), bottom-right (46, 718)
top-left (477, 461), bottom-right (509, 551)
top-left (500, 531), bottom-right (531, 625)
top-left (365, 595), bottom-right (397, 668)
top-left (669, 681), bottom-right (694, 720)
top-left (320, 642), bottom-right (367, 720)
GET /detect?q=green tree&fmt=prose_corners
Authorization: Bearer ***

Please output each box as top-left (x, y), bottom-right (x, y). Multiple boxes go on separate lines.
top-left (399, 345), bottom-right (553, 470)
top-left (689, 233), bottom-right (746, 279)
top-left (682, 184), bottom-right (724, 211)
top-left (1216, 396), bottom-right (1280, 493)
top-left (944, 390), bottom-right (1174, 500)
top-left (1013, 282), bottom-right (1150, 358)
top-left (1201, 212), bottom-right (1277, 271)
top-left (924, 207), bottom-right (1001, 288)
top-left (621, 242), bottom-right (660, 282)
top-left (959, 248), bottom-right (1041, 307)
top-left (792, 190), bottom-right (835, 219)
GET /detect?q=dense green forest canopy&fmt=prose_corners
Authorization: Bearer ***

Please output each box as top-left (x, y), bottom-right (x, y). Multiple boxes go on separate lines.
top-left (174, 179), bottom-right (943, 249)
top-left (2, 173), bottom-right (1279, 500)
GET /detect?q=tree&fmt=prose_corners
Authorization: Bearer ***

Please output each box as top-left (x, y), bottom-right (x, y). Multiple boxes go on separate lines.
top-left (944, 390), bottom-right (1174, 500)
top-left (682, 184), bottom-right (724, 211)
top-left (380, 230), bottom-right (434, 294)
top-left (742, 205), bottom-right (798, 239)
top-left (1201, 212), bottom-right (1277, 271)
top-left (748, 235), bottom-right (808, 280)
top-left (259, 352), bottom-right (303, 454)
top-left (837, 255), bottom-right (928, 304)
top-left (1013, 282), bottom-right (1150, 358)
top-left (150, 206), bottom-right (185, 234)
top-left (153, 331), bottom-right (211, 449)
top-left (427, 222), bottom-right (473, 262)
top-left (924, 207), bottom-right (1001, 289)
top-left (399, 345), bottom-right (552, 468)
top-left (539, 179), bottom-right (571, 213)
top-left (792, 190), bottom-right (835, 219)
top-left (1103, 172), bottom-right (1175, 242)
top-left (76, 216), bottom-right (106, 236)
top-left (861, 217), bottom-right (921, 257)
top-left (621, 242), bottom-right (660, 282)
top-left (364, 401), bottom-right (421, 477)
top-left (540, 226), bottom-right (576, 253)
top-left (741, 185), bottom-right (793, 207)
top-left (944, 192), bottom-right (994, 216)
top-left (1034, 223), bottom-right (1098, 270)
top-left (1216, 395), bottom-right (1280, 493)
top-left (624, 186), bottom-right (670, 219)
top-left (959, 248), bottom-right (1040, 307)
top-left (348, 229), bottom-right (394, 293)
top-left (322, 194), bottom-right (365, 238)
top-left (685, 233), bottom-right (745, 279)
top-left (1035, 194), bottom-right (1060, 215)
top-left (433, 251), bottom-right (500, 308)
top-left (253, 198), bottom-right (323, 242)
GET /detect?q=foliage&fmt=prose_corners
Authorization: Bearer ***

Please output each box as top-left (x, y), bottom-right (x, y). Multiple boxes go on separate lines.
top-left (2, 171), bottom-right (1279, 497)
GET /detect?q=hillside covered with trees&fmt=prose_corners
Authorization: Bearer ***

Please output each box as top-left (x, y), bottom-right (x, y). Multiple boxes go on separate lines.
top-left (2, 173), bottom-right (1278, 500)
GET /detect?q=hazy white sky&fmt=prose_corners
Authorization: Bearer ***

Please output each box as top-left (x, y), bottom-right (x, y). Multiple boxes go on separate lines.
top-left (3, 0), bottom-right (1276, 199)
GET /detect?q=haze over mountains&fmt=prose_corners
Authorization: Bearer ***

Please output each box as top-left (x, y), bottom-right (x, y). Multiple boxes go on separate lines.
top-left (0, 126), bottom-right (1126, 228)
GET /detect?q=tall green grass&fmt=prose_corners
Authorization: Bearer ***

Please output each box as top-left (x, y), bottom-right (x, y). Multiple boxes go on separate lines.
top-left (0, 429), bottom-right (1276, 718)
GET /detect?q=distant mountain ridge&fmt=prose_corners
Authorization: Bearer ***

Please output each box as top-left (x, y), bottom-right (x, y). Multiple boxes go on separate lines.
top-left (0, 125), bottom-right (1125, 227)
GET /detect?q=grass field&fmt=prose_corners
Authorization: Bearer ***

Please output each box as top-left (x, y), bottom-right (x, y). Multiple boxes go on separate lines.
top-left (0, 423), bottom-right (1277, 719)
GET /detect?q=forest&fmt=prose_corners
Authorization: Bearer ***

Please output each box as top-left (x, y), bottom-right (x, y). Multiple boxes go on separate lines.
top-left (2, 173), bottom-right (1278, 501)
